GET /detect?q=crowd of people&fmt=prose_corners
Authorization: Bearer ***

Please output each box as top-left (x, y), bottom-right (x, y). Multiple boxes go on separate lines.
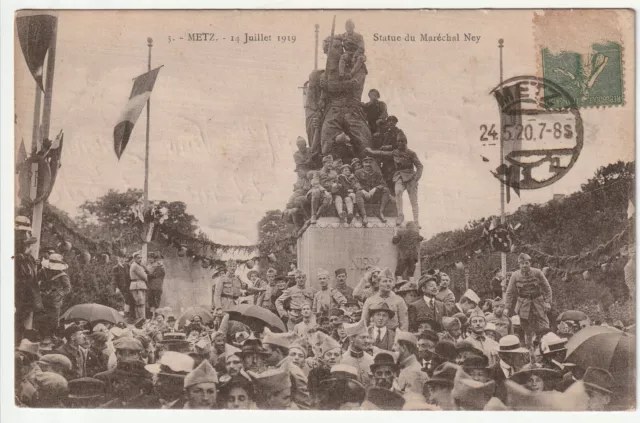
top-left (15, 230), bottom-right (636, 410)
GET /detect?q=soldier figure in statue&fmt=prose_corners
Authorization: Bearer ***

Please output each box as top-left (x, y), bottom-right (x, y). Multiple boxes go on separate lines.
top-left (284, 180), bottom-right (311, 231)
top-left (293, 136), bottom-right (312, 185)
top-left (318, 34), bottom-right (372, 159)
top-left (366, 132), bottom-right (423, 227)
top-left (363, 89), bottom-right (388, 135)
top-left (338, 19), bottom-right (366, 79)
top-left (355, 156), bottom-right (391, 225)
top-left (336, 164), bottom-right (360, 224)
top-left (308, 155), bottom-right (337, 223)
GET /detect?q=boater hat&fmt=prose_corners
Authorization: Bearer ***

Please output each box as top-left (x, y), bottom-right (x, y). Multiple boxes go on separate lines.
top-left (497, 335), bottom-right (529, 354)
top-left (15, 216), bottom-right (32, 231)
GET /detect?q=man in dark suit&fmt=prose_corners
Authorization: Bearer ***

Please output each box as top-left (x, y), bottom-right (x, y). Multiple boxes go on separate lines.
top-left (368, 302), bottom-right (396, 351)
top-left (488, 334), bottom-right (530, 402)
top-left (408, 275), bottom-right (445, 332)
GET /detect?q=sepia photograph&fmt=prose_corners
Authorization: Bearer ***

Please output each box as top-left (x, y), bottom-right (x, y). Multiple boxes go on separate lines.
top-left (6, 6), bottom-right (637, 414)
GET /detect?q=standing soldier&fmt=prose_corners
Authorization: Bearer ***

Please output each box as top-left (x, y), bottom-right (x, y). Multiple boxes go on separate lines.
top-left (38, 253), bottom-right (71, 336)
top-left (365, 132), bottom-right (423, 227)
top-left (313, 268), bottom-right (347, 316)
top-left (129, 251), bottom-right (149, 320)
top-left (333, 268), bottom-right (354, 301)
top-left (213, 260), bottom-right (247, 311)
top-left (146, 252), bottom-right (166, 317)
top-left (259, 268), bottom-right (279, 313)
top-left (275, 270), bottom-right (316, 319)
top-left (504, 253), bottom-right (552, 350)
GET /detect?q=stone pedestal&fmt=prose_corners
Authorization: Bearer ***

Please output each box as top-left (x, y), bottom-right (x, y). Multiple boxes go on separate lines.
top-left (297, 216), bottom-right (419, 289)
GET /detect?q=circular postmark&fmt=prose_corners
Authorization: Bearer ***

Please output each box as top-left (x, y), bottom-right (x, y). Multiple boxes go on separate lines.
top-left (490, 76), bottom-right (583, 190)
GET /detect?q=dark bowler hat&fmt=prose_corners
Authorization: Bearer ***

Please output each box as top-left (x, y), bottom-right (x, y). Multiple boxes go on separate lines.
top-left (456, 341), bottom-right (485, 358)
top-left (417, 274), bottom-right (437, 288)
top-left (236, 336), bottom-right (270, 357)
top-left (329, 308), bottom-right (345, 318)
top-left (370, 351), bottom-right (399, 373)
top-left (368, 302), bottom-right (395, 319)
top-left (462, 355), bottom-right (490, 371)
top-left (68, 377), bottom-right (106, 399)
top-left (416, 318), bottom-right (441, 332)
top-left (420, 329), bottom-right (440, 344)
top-left (432, 340), bottom-right (458, 362)
top-left (424, 362), bottom-right (459, 391)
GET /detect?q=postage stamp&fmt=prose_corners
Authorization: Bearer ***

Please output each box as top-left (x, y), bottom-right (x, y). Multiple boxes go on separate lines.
top-left (541, 42), bottom-right (624, 108)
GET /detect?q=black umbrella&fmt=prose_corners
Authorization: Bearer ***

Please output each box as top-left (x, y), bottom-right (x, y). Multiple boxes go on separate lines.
top-left (227, 304), bottom-right (286, 333)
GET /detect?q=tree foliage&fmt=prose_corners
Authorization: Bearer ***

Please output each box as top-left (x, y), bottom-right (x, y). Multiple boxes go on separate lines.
top-left (75, 188), bottom-right (199, 245)
top-left (421, 161), bottom-right (635, 323)
top-left (257, 209), bottom-right (296, 275)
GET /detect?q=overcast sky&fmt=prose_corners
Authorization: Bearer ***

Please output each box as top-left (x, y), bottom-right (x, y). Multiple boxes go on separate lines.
top-left (14, 10), bottom-right (634, 245)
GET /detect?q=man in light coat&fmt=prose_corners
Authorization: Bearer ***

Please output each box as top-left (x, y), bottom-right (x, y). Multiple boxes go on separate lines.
top-left (361, 268), bottom-right (409, 331)
top-left (129, 251), bottom-right (148, 319)
top-left (392, 330), bottom-right (428, 395)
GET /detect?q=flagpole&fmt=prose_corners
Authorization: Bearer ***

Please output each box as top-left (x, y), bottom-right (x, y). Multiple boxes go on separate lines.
top-left (498, 38), bottom-right (507, 291)
top-left (30, 17), bottom-right (58, 260)
top-left (142, 37), bottom-right (153, 264)
top-left (314, 24), bottom-right (319, 70)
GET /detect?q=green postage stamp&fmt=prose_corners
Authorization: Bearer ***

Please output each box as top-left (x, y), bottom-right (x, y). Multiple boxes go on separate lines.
top-left (541, 42), bottom-right (624, 108)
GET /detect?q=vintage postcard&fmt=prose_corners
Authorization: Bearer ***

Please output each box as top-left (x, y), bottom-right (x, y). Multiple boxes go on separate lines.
top-left (10, 8), bottom-right (636, 413)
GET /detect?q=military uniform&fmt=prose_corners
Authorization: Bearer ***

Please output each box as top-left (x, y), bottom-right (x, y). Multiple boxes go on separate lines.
top-left (275, 285), bottom-right (316, 317)
top-left (504, 267), bottom-right (552, 346)
top-left (397, 355), bottom-right (428, 395)
top-left (354, 165), bottom-right (391, 220)
top-left (313, 288), bottom-right (347, 316)
top-left (464, 332), bottom-right (500, 367)
top-left (369, 146), bottom-right (423, 223)
top-left (308, 165), bottom-right (337, 220)
top-left (213, 274), bottom-right (246, 311)
top-left (340, 348), bottom-right (373, 387)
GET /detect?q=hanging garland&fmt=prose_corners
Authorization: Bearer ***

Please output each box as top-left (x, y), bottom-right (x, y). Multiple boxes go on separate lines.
top-left (40, 203), bottom-right (296, 269)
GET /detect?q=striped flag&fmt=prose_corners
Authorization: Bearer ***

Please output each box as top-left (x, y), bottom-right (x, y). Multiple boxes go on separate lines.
top-left (113, 66), bottom-right (162, 159)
